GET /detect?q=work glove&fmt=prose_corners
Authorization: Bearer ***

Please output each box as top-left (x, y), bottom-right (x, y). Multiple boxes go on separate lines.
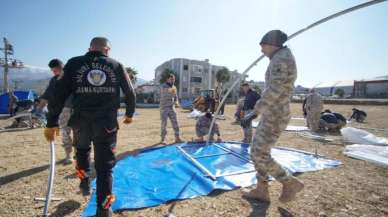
top-left (123, 116), bottom-right (133, 124)
top-left (240, 111), bottom-right (245, 119)
top-left (168, 86), bottom-right (177, 95)
top-left (240, 112), bottom-right (258, 128)
top-left (44, 127), bottom-right (60, 142)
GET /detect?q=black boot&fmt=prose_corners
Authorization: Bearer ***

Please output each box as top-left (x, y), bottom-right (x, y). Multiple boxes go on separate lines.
top-left (79, 178), bottom-right (90, 196)
top-left (95, 207), bottom-right (113, 217)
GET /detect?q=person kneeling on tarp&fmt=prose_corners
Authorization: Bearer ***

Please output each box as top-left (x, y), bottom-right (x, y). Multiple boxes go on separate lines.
top-left (349, 108), bottom-right (367, 123)
top-left (195, 112), bottom-right (221, 142)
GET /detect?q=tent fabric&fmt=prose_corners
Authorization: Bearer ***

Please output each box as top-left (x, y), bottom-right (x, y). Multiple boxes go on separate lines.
top-left (82, 142), bottom-right (341, 217)
top-left (252, 121), bottom-right (309, 132)
top-left (341, 127), bottom-right (388, 146)
top-left (344, 144), bottom-right (388, 167)
top-left (0, 90), bottom-right (35, 114)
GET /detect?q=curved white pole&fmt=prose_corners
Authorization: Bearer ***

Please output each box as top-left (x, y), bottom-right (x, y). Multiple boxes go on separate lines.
top-left (43, 141), bottom-right (55, 217)
top-left (206, 0), bottom-right (388, 145)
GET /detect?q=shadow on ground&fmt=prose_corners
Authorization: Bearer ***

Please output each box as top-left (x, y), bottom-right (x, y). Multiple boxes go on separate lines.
top-left (49, 199), bottom-right (81, 217)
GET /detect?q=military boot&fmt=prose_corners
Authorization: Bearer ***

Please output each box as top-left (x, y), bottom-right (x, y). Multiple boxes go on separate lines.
top-left (174, 135), bottom-right (183, 144)
top-left (63, 149), bottom-right (73, 165)
top-left (242, 180), bottom-right (270, 203)
top-left (79, 178), bottom-right (90, 196)
top-left (279, 176), bottom-right (304, 203)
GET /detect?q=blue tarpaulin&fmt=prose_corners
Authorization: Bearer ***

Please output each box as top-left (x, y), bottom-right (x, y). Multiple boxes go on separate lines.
top-left (180, 99), bottom-right (193, 110)
top-left (82, 142), bottom-right (341, 217)
top-left (0, 90), bottom-right (36, 114)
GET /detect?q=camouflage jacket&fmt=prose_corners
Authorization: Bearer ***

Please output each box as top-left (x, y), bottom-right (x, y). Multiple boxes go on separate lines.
top-left (254, 47), bottom-right (297, 115)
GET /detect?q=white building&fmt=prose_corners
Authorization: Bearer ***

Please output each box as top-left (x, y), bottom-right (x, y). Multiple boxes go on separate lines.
top-left (155, 58), bottom-right (245, 103)
top-left (314, 80), bottom-right (354, 96)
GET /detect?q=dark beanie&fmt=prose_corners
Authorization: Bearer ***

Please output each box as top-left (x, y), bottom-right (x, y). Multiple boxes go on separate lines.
top-left (260, 30), bottom-right (288, 47)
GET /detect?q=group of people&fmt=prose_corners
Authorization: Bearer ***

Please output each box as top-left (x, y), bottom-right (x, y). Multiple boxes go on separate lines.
top-left (303, 89), bottom-right (367, 133)
top-left (42, 30), bottom-right (305, 216)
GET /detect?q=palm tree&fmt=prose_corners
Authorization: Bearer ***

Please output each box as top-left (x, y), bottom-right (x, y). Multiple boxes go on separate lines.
top-left (126, 67), bottom-right (138, 84)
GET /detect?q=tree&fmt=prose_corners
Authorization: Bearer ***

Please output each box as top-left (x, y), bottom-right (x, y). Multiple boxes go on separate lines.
top-left (159, 68), bottom-right (179, 90)
top-left (253, 84), bottom-right (262, 94)
top-left (334, 88), bottom-right (345, 98)
top-left (216, 67), bottom-right (231, 86)
top-left (126, 67), bottom-right (138, 84)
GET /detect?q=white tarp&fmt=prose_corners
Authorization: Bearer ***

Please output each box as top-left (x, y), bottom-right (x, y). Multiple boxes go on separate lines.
top-left (187, 109), bottom-right (205, 119)
top-left (252, 121), bottom-right (309, 132)
top-left (187, 109), bottom-right (225, 120)
top-left (341, 127), bottom-right (388, 146)
top-left (344, 144), bottom-right (388, 167)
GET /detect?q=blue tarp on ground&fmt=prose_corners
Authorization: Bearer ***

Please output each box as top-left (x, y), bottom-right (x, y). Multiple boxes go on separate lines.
top-left (180, 99), bottom-right (193, 110)
top-left (0, 90), bottom-right (36, 114)
top-left (82, 142), bottom-right (341, 217)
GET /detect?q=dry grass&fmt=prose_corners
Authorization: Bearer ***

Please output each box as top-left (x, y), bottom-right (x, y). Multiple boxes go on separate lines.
top-left (0, 103), bottom-right (387, 217)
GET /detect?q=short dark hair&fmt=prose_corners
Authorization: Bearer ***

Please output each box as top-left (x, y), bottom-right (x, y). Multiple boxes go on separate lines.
top-left (324, 109), bottom-right (332, 113)
top-left (168, 74), bottom-right (175, 78)
top-left (48, 59), bottom-right (63, 68)
top-left (242, 82), bottom-right (249, 87)
top-left (90, 37), bottom-right (110, 48)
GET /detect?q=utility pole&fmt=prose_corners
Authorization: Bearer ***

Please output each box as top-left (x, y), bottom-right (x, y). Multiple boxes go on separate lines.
top-left (0, 37), bottom-right (24, 93)
top-left (2, 38), bottom-right (10, 93)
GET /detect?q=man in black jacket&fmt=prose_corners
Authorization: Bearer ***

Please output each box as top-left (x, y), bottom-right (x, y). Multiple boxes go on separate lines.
top-left (240, 83), bottom-right (261, 143)
top-left (44, 37), bottom-right (136, 217)
top-left (41, 59), bottom-right (75, 164)
top-left (40, 59), bottom-right (63, 127)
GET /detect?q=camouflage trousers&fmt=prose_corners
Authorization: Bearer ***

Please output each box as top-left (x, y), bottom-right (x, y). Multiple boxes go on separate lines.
top-left (61, 126), bottom-right (73, 154)
top-left (242, 109), bottom-right (253, 143)
top-left (251, 107), bottom-right (290, 182)
top-left (306, 109), bottom-right (321, 132)
top-left (59, 107), bottom-right (73, 155)
top-left (160, 107), bottom-right (180, 140)
top-left (195, 115), bottom-right (219, 140)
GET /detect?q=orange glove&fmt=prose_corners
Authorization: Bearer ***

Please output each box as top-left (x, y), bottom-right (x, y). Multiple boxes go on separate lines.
top-left (240, 111), bottom-right (245, 118)
top-left (168, 86), bottom-right (177, 95)
top-left (123, 116), bottom-right (133, 124)
top-left (44, 127), bottom-right (59, 142)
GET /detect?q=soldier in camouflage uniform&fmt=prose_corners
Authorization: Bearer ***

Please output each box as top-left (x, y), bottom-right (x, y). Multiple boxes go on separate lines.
top-left (159, 74), bottom-right (183, 144)
top-left (58, 95), bottom-right (74, 165)
top-left (241, 30), bottom-right (304, 203)
top-left (305, 89), bottom-right (323, 132)
top-left (196, 112), bottom-right (221, 142)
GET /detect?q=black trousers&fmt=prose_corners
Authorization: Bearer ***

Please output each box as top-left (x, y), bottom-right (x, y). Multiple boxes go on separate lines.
top-left (71, 111), bottom-right (118, 208)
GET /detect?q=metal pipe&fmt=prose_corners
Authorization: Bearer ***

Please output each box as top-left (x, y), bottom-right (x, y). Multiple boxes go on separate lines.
top-left (214, 144), bottom-right (252, 163)
top-left (177, 146), bottom-right (216, 180)
top-left (206, 0), bottom-right (388, 145)
top-left (43, 141), bottom-right (56, 217)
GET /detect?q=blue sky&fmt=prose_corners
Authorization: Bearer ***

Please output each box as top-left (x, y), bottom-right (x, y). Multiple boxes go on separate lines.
top-left (1, 0), bottom-right (387, 87)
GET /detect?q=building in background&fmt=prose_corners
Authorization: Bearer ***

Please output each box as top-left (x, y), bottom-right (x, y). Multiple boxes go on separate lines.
top-left (314, 80), bottom-right (354, 97)
top-left (155, 58), bottom-right (245, 103)
top-left (353, 76), bottom-right (388, 98)
top-left (135, 82), bottom-right (159, 103)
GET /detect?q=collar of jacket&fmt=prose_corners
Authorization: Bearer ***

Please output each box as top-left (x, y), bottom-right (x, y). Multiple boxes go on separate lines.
top-left (269, 46), bottom-right (287, 60)
top-left (85, 50), bottom-right (107, 57)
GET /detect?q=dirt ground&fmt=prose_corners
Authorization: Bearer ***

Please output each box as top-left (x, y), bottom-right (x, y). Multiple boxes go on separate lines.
top-left (0, 103), bottom-right (387, 217)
